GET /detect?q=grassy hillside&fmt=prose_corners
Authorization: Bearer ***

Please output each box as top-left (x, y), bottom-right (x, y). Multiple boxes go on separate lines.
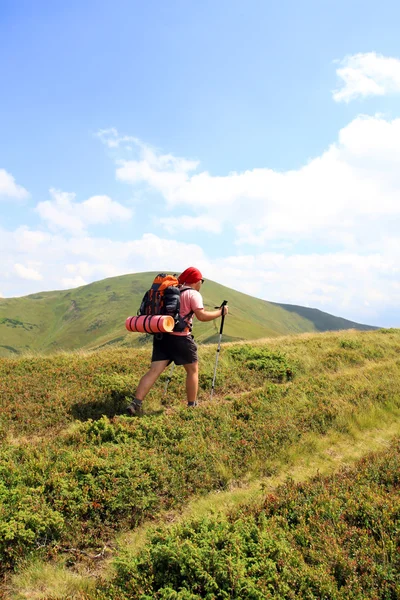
top-left (1, 328), bottom-right (399, 599)
top-left (0, 272), bottom-right (376, 357)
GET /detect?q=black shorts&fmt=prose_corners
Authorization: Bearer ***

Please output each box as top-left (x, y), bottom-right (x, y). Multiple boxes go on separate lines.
top-left (151, 333), bottom-right (198, 365)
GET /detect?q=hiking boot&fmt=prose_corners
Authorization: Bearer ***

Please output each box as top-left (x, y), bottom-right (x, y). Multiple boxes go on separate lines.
top-left (126, 399), bottom-right (143, 416)
top-left (187, 401), bottom-right (198, 408)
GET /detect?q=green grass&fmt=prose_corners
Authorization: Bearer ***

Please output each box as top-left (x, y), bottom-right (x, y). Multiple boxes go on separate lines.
top-left (0, 272), bottom-right (376, 357)
top-left (1, 328), bottom-right (399, 598)
top-left (5, 561), bottom-right (96, 600)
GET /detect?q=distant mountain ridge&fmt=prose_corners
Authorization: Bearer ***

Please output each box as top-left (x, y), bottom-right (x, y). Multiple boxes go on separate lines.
top-left (0, 272), bottom-right (377, 357)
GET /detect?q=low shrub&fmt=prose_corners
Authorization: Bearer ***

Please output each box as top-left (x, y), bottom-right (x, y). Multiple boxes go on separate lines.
top-left (228, 345), bottom-right (294, 382)
top-left (98, 440), bottom-right (400, 599)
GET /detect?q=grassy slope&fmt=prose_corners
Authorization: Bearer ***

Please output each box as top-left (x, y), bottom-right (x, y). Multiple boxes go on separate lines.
top-left (1, 328), bottom-right (400, 598)
top-left (271, 301), bottom-right (378, 332)
top-left (8, 432), bottom-right (400, 600)
top-left (0, 272), bottom-right (376, 357)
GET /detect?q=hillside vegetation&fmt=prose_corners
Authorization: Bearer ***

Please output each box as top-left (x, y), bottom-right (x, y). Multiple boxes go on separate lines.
top-left (0, 272), bottom-right (376, 357)
top-left (1, 328), bottom-right (399, 599)
top-left (97, 440), bottom-right (400, 599)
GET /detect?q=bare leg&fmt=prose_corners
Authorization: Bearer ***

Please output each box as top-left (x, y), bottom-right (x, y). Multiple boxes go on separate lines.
top-left (135, 360), bottom-right (170, 401)
top-left (183, 362), bottom-right (199, 404)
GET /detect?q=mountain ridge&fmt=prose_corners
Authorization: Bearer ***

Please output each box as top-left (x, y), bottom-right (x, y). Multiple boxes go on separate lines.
top-left (0, 271), bottom-right (377, 357)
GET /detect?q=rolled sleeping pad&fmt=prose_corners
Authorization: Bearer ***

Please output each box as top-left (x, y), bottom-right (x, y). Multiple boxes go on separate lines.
top-left (125, 315), bottom-right (175, 334)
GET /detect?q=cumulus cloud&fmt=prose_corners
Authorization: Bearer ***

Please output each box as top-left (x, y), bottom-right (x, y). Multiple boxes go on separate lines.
top-left (111, 116), bottom-right (400, 251)
top-left (116, 152), bottom-right (199, 198)
top-left (65, 261), bottom-right (121, 280)
top-left (61, 275), bottom-right (88, 288)
top-left (14, 227), bottom-right (52, 252)
top-left (158, 215), bottom-right (221, 234)
top-left (0, 227), bottom-right (208, 299)
top-left (14, 263), bottom-right (43, 281)
top-left (96, 128), bottom-right (140, 149)
top-left (0, 169), bottom-right (30, 200)
top-left (246, 252), bottom-right (388, 323)
top-left (98, 128), bottom-right (200, 177)
top-left (36, 188), bottom-right (133, 234)
top-left (204, 251), bottom-right (400, 326)
top-left (87, 119), bottom-right (400, 326)
top-left (333, 52), bottom-right (400, 102)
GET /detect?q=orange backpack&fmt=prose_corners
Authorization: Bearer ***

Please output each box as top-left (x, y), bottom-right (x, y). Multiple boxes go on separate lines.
top-left (138, 273), bottom-right (193, 332)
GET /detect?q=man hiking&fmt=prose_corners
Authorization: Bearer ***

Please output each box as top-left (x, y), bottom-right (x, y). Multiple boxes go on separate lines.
top-left (126, 266), bottom-right (228, 415)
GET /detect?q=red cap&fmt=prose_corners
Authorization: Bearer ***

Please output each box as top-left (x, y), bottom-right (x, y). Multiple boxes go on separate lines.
top-left (178, 267), bottom-right (203, 285)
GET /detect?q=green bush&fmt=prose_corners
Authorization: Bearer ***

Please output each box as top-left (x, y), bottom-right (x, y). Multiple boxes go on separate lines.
top-left (228, 346), bottom-right (294, 382)
top-left (0, 460), bottom-right (64, 570)
top-left (339, 339), bottom-right (361, 349)
top-left (99, 441), bottom-right (400, 599)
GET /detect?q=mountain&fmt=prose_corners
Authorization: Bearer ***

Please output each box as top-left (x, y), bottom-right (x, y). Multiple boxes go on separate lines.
top-left (0, 272), bottom-right (377, 357)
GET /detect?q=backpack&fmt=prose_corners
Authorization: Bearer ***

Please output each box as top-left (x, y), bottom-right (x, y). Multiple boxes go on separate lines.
top-left (138, 273), bottom-right (194, 333)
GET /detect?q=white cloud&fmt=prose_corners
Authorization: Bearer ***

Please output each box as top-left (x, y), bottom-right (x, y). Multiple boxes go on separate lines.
top-left (158, 215), bottom-right (221, 234)
top-left (98, 129), bottom-right (200, 179)
top-left (61, 276), bottom-right (88, 288)
top-left (0, 169), bottom-right (30, 200)
top-left (36, 189), bottom-right (133, 234)
top-left (0, 228), bottom-right (208, 297)
top-left (14, 227), bottom-right (52, 252)
top-left (65, 261), bottom-right (121, 279)
top-left (206, 252), bottom-right (400, 325)
top-left (88, 120), bottom-right (400, 326)
top-left (36, 190), bottom-right (84, 233)
top-left (333, 52), bottom-right (400, 102)
top-left (111, 129), bottom-right (200, 203)
top-left (116, 155), bottom-right (199, 198)
top-left (14, 263), bottom-right (43, 281)
top-left (112, 116), bottom-right (400, 252)
top-left (96, 128), bottom-right (140, 149)
top-left (81, 195), bottom-right (132, 224)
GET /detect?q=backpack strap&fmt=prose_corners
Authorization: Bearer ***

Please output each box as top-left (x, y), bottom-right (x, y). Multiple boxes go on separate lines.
top-left (179, 286), bottom-right (194, 320)
top-left (175, 286), bottom-right (195, 331)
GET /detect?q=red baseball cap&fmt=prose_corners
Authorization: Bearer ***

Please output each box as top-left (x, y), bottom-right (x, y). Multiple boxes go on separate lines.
top-left (178, 267), bottom-right (203, 285)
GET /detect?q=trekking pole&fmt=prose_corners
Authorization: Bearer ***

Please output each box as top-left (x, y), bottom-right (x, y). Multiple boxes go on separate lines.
top-left (164, 362), bottom-right (175, 396)
top-left (210, 300), bottom-right (228, 400)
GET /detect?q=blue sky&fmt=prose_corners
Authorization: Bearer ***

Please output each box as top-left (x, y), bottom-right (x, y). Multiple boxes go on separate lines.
top-left (1, 0), bottom-right (400, 327)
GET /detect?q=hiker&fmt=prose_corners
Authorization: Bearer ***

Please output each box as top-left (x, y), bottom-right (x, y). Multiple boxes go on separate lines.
top-left (126, 267), bottom-right (228, 414)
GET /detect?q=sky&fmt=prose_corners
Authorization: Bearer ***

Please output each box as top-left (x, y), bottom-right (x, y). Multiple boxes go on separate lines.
top-left (1, 0), bottom-right (400, 327)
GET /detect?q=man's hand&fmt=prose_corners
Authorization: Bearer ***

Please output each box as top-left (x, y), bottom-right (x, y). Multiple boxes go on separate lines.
top-left (194, 306), bottom-right (228, 322)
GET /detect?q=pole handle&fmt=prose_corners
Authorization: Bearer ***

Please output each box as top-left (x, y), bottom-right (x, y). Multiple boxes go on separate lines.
top-left (219, 300), bottom-right (228, 334)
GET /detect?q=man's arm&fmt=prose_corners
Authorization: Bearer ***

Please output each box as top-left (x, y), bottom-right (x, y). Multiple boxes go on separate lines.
top-left (194, 306), bottom-right (228, 322)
